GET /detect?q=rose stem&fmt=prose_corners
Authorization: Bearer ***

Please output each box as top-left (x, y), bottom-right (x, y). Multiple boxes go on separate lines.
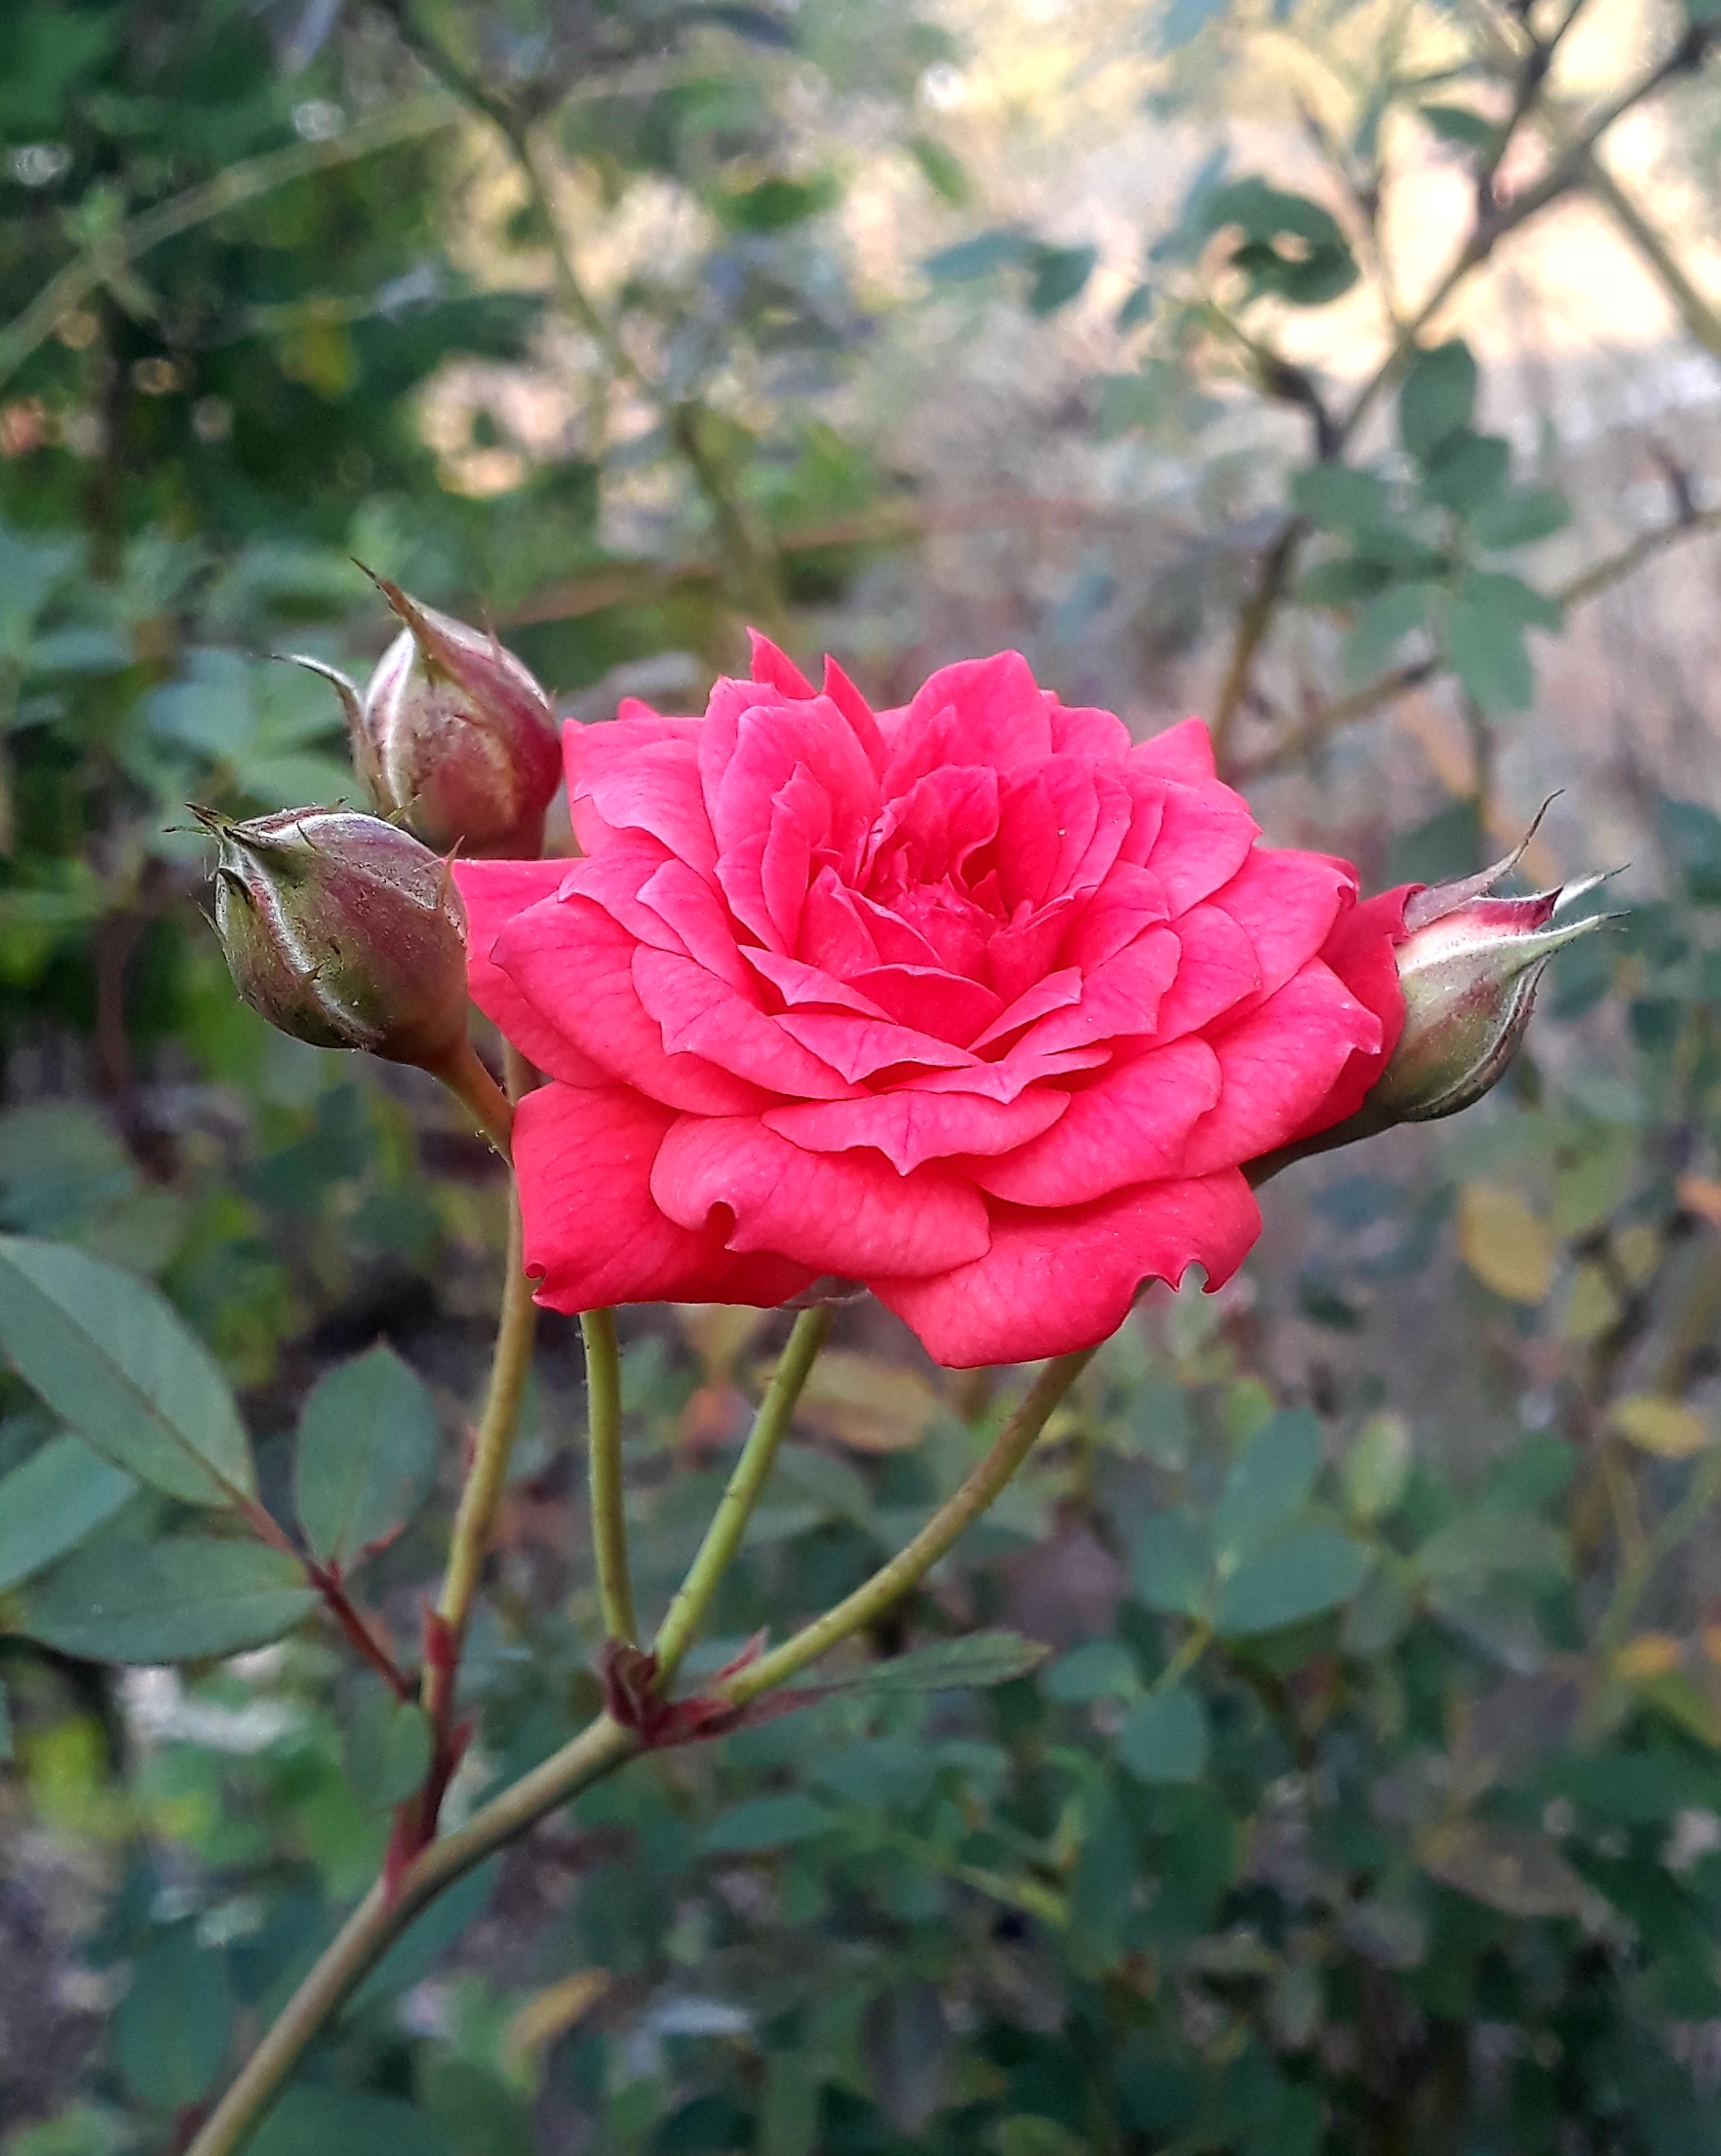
top-left (718, 1343), bottom-right (1096, 1707)
top-left (581, 1308), bottom-right (636, 1644)
top-left (431, 1035), bottom-right (517, 1158)
top-left (422, 1044), bottom-right (538, 1737)
top-left (651, 1304), bottom-right (831, 1687)
top-left (185, 1334), bottom-right (1091, 2155)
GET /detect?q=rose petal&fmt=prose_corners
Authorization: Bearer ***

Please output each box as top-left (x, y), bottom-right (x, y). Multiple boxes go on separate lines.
top-left (873, 1169), bottom-right (1260, 1367)
top-left (1151, 905), bottom-right (1262, 1041)
top-left (1210, 845), bottom-right (1356, 999)
top-left (1181, 960), bottom-right (1384, 1175)
top-left (1131, 715), bottom-right (1216, 783)
top-left (763, 1084), bottom-right (1069, 1175)
top-left (1283, 885), bottom-right (1414, 1139)
top-left (775, 1009), bottom-right (978, 1081)
top-left (881, 652), bottom-right (1053, 795)
top-left (632, 946), bottom-right (859, 1100)
top-left (567, 724), bottom-right (717, 873)
top-left (453, 860), bottom-right (610, 1086)
top-left (652, 1116), bottom-right (992, 1275)
top-left (493, 894), bottom-right (763, 1114)
top-left (966, 1038), bottom-right (1222, 1206)
top-left (516, 1082), bottom-right (811, 1310)
top-left (1149, 779), bottom-right (1261, 914)
top-left (843, 963), bottom-right (1004, 1047)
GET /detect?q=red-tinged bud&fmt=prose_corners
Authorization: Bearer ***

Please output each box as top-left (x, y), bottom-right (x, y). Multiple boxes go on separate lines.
top-left (197, 805), bottom-right (471, 1073)
top-left (293, 577), bottom-right (561, 859)
top-left (1366, 867), bottom-right (1615, 1125)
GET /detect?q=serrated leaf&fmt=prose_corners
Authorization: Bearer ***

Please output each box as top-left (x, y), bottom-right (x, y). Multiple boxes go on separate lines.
top-left (293, 1344), bottom-right (439, 1570)
top-left (1457, 1185), bottom-right (1555, 1304)
top-left (829, 1630), bottom-right (1049, 1695)
top-left (1399, 339), bottom-right (1477, 459)
top-left (18, 1536), bottom-right (316, 1663)
top-left (1133, 1507), bottom-right (1211, 1618)
top-left (1043, 1638), bottom-right (1140, 1704)
top-left (1117, 1685), bottom-right (1208, 1783)
top-left (1215, 1525), bottom-right (1369, 1637)
top-left (703, 1793), bottom-right (837, 1854)
top-left (0, 1235), bottom-right (254, 1507)
top-left (1610, 1394), bottom-right (1712, 1459)
top-left (0, 1433), bottom-right (136, 1593)
top-left (252, 2089), bottom-right (461, 2156)
top-left (112, 1924), bottom-right (232, 2110)
top-left (346, 1688), bottom-right (434, 1808)
top-left (1028, 243), bottom-right (1096, 316)
top-left (1213, 1408), bottom-right (1322, 1561)
top-left (1471, 485), bottom-right (1571, 550)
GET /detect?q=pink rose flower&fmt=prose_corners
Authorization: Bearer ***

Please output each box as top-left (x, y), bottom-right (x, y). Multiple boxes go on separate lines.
top-left (455, 639), bottom-right (1408, 1367)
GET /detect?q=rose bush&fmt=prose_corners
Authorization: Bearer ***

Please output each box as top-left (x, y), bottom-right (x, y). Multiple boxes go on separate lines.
top-left (457, 640), bottom-right (1411, 1365)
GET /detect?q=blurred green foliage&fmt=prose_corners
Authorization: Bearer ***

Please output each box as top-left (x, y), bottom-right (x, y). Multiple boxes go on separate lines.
top-left (5, 0), bottom-right (1721, 2152)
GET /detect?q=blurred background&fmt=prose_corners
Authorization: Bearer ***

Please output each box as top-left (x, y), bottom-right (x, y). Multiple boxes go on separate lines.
top-left (4, 0), bottom-right (1721, 2150)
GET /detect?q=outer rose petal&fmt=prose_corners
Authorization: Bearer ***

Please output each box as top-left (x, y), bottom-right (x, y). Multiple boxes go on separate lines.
top-left (493, 895), bottom-right (765, 1115)
top-left (1179, 961), bottom-right (1382, 1177)
top-left (1209, 846), bottom-right (1356, 999)
top-left (566, 723), bottom-right (717, 873)
top-left (515, 1083), bottom-right (812, 1309)
top-left (452, 859), bottom-right (609, 1086)
top-left (1280, 885), bottom-right (1414, 1141)
top-left (874, 1170), bottom-right (1261, 1367)
top-left (652, 1116), bottom-right (992, 1277)
top-left (966, 1038), bottom-right (1222, 1206)
top-left (1130, 715), bottom-right (1217, 783)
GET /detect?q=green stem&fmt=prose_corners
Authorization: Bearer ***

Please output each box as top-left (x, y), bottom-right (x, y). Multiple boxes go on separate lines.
top-left (652, 1306), bottom-right (831, 1686)
top-left (424, 1045), bottom-right (537, 1731)
top-left (186, 1333), bottom-right (1094, 2153)
top-left (720, 1345), bottom-right (1095, 1707)
top-left (431, 1037), bottom-right (517, 1159)
top-left (183, 1714), bottom-right (637, 2156)
top-left (581, 1309), bottom-right (636, 1644)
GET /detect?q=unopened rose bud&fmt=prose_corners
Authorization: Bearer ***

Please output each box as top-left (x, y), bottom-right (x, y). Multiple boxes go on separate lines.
top-left (1365, 867), bottom-right (1613, 1124)
top-left (197, 805), bottom-right (472, 1073)
top-left (293, 577), bottom-right (561, 859)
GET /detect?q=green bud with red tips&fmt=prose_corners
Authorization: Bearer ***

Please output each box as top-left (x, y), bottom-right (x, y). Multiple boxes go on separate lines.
top-left (293, 575), bottom-right (561, 860)
top-left (197, 805), bottom-right (471, 1074)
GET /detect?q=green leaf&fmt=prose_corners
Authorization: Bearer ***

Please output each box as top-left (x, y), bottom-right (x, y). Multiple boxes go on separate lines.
top-left (1447, 574), bottom-right (1532, 715)
top-left (907, 134), bottom-right (970, 207)
top-left (1133, 1507), bottom-right (1211, 1618)
top-left (293, 1343), bottom-right (439, 1572)
top-left (345, 1689), bottom-right (434, 1808)
top-left (1043, 1639), bottom-right (1141, 1704)
top-left (252, 2090), bottom-right (460, 2156)
top-left (419, 2060), bottom-right (536, 2156)
top-left (712, 171), bottom-right (841, 233)
top-left (112, 1924), bottom-right (232, 2111)
top-left (1202, 177), bottom-right (1357, 305)
top-left (703, 1793), bottom-right (838, 1854)
top-left (1213, 1408), bottom-right (1322, 1561)
top-left (923, 228), bottom-right (1033, 283)
top-left (1028, 243), bottom-right (1097, 315)
top-left (1116, 1685), bottom-right (1209, 1783)
top-left (0, 1235), bottom-right (254, 1508)
top-left (827, 1630), bottom-right (1050, 1695)
top-left (1341, 1413), bottom-right (1413, 1522)
top-left (1348, 582), bottom-right (1436, 679)
top-left (1214, 1525), bottom-right (1369, 1636)
top-left (1419, 102), bottom-right (1497, 148)
top-left (1420, 429), bottom-right (1510, 513)
top-left (1399, 339), bottom-right (1477, 460)
top-left (19, 1536), bottom-right (316, 1663)
top-left (0, 1433), bottom-right (137, 1594)
top-left (1290, 463), bottom-right (1396, 534)
top-left (1471, 485), bottom-right (1571, 550)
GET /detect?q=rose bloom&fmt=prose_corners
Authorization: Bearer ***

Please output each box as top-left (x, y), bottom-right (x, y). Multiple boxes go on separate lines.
top-left (456, 640), bottom-right (1409, 1367)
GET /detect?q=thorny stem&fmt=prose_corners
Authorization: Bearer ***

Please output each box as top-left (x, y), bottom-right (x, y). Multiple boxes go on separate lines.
top-left (237, 1495), bottom-right (413, 1701)
top-left (187, 1338), bottom-right (1094, 2153)
top-left (582, 1308), bottom-right (636, 1645)
top-left (652, 1306), bottom-right (832, 1685)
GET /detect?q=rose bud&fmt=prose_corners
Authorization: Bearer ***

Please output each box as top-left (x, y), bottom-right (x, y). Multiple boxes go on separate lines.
top-left (1363, 866), bottom-right (1614, 1126)
top-left (198, 805), bottom-right (471, 1066)
top-left (292, 577), bottom-right (561, 859)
